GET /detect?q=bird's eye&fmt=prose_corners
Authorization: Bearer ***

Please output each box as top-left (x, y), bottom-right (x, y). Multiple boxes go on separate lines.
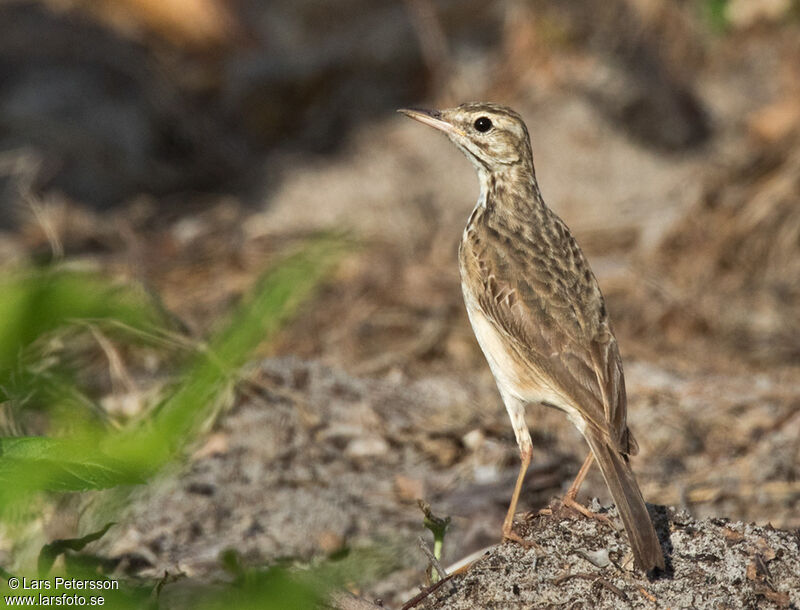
top-left (474, 117), bottom-right (492, 132)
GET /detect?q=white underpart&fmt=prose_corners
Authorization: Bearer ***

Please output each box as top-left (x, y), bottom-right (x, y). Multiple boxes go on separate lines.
top-left (475, 167), bottom-right (490, 209)
top-left (452, 136), bottom-right (491, 206)
top-left (462, 169), bottom-right (489, 244)
top-left (466, 291), bottom-right (586, 407)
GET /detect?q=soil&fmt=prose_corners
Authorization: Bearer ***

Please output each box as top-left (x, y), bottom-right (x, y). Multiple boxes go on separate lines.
top-left (412, 504), bottom-right (800, 609)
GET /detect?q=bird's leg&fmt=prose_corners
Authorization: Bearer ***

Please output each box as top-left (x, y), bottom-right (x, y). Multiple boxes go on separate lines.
top-left (500, 393), bottom-right (541, 547)
top-left (564, 451), bottom-right (594, 501)
top-left (561, 452), bottom-right (611, 525)
top-left (501, 444), bottom-right (532, 544)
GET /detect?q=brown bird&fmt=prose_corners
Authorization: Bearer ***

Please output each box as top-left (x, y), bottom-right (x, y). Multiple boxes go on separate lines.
top-left (399, 102), bottom-right (664, 572)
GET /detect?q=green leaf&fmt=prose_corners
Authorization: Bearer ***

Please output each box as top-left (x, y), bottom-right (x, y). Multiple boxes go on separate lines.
top-left (704, 0), bottom-right (730, 32)
top-left (107, 234), bottom-right (349, 472)
top-left (38, 522), bottom-right (115, 576)
top-left (0, 236), bottom-right (347, 526)
top-left (198, 565), bottom-right (323, 610)
top-left (0, 270), bottom-right (164, 374)
top-left (0, 437), bottom-right (144, 494)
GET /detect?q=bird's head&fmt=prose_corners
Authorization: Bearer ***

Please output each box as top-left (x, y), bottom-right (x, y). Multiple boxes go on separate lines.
top-left (398, 102), bottom-right (533, 174)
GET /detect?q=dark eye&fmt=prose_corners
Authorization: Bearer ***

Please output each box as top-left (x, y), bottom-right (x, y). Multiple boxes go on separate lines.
top-left (474, 117), bottom-right (492, 132)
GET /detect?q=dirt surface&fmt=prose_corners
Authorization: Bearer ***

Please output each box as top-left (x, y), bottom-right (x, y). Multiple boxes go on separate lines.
top-left (97, 357), bottom-right (570, 600)
top-left (91, 355), bottom-right (799, 607)
top-left (412, 504), bottom-right (800, 609)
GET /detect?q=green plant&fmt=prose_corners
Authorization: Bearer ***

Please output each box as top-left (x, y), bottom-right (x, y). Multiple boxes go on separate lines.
top-left (0, 235), bottom-right (355, 608)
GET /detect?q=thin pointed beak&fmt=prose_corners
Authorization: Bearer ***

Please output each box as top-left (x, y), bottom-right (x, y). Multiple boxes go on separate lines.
top-left (397, 108), bottom-right (462, 136)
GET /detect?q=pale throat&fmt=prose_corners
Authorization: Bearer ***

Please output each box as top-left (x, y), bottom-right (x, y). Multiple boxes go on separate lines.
top-left (476, 167), bottom-right (491, 210)
top-left (473, 162), bottom-right (539, 213)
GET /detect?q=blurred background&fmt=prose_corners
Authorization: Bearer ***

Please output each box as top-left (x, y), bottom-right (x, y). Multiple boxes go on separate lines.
top-left (0, 0), bottom-right (799, 606)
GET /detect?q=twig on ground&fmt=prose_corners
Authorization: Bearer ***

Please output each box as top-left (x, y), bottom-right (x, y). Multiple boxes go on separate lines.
top-left (417, 536), bottom-right (447, 583)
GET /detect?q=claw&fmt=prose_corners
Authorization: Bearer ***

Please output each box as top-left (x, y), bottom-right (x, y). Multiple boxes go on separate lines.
top-left (560, 496), bottom-right (613, 528)
top-left (502, 521), bottom-right (542, 550)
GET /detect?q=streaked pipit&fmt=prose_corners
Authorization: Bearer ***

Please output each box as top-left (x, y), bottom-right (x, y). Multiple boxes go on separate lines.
top-left (399, 102), bottom-right (664, 572)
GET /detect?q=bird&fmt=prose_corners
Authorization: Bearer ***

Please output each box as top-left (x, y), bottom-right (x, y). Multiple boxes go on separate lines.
top-left (398, 102), bottom-right (664, 572)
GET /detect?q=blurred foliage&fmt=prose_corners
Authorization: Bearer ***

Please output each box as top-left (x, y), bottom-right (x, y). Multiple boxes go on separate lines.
top-left (0, 234), bottom-right (356, 608)
top-left (1, 545), bottom-right (398, 610)
top-left (0, 270), bottom-right (160, 374)
top-left (196, 567), bottom-right (324, 610)
top-left (38, 522), bottom-right (116, 576)
top-left (107, 234), bottom-right (348, 474)
top-left (0, 271), bottom-right (163, 427)
top-left (0, 437), bottom-right (143, 506)
top-left (704, 0), bottom-right (731, 32)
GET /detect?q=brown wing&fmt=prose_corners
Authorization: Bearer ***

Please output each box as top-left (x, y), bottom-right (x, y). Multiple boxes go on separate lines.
top-left (462, 208), bottom-right (632, 453)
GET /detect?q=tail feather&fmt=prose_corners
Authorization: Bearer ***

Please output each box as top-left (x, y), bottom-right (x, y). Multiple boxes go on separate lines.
top-left (585, 431), bottom-right (665, 572)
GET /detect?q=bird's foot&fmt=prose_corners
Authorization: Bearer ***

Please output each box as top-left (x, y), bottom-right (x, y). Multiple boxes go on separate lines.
top-left (559, 496), bottom-right (613, 528)
top-left (501, 521), bottom-right (542, 550)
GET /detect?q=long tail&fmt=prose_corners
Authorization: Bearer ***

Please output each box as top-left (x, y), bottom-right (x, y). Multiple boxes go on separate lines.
top-left (584, 431), bottom-right (665, 572)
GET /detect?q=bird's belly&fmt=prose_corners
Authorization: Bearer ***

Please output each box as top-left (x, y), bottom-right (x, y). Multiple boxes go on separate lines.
top-left (462, 290), bottom-right (588, 434)
top-left (462, 296), bottom-right (557, 404)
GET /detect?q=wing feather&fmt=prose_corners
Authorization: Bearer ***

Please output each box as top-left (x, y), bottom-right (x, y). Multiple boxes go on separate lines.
top-left (461, 210), bottom-right (632, 453)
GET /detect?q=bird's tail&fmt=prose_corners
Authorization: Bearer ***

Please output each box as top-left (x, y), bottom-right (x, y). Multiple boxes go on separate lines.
top-left (584, 431), bottom-right (665, 572)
